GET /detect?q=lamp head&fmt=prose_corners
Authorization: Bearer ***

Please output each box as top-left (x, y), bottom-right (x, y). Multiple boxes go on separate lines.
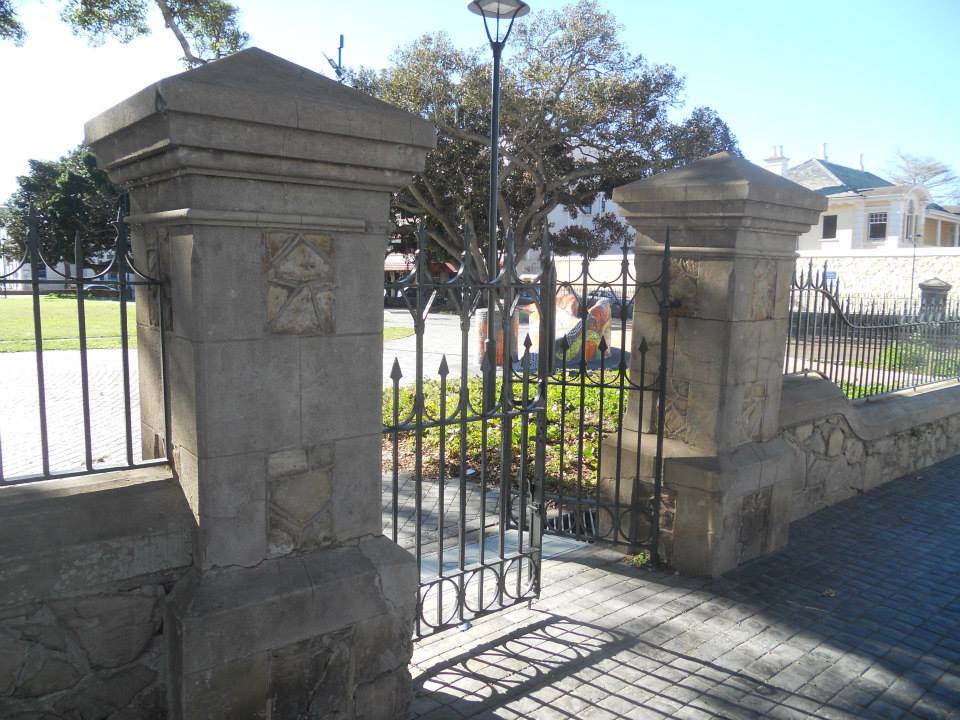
top-left (467, 0), bottom-right (530, 19)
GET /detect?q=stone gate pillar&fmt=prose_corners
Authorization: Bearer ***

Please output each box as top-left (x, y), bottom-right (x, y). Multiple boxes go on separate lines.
top-left (604, 152), bottom-right (825, 577)
top-left (85, 49), bottom-right (434, 718)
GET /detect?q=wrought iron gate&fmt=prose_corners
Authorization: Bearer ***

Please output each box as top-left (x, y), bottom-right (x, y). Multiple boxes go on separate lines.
top-left (539, 234), bottom-right (672, 558)
top-left (383, 227), bottom-right (671, 638)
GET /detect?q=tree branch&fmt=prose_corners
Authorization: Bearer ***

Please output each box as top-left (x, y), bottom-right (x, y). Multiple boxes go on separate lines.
top-left (153, 0), bottom-right (206, 67)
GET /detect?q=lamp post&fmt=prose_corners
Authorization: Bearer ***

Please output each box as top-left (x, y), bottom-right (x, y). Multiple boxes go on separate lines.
top-left (468, 0), bottom-right (529, 279)
top-left (468, 0), bottom-right (529, 409)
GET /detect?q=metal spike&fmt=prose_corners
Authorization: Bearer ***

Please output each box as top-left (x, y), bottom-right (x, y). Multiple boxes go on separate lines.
top-left (438, 355), bottom-right (450, 377)
top-left (523, 333), bottom-right (533, 351)
top-left (480, 342), bottom-right (494, 372)
top-left (390, 357), bottom-right (403, 382)
top-left (598, 336), bottom-right (608, 353)
top-left (638, 337), bottom-right (649, 353)
top-left (559, 335), bottom-right (570, 352)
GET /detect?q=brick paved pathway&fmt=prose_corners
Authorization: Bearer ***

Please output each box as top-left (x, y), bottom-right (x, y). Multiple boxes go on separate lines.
top-left (409, 456), bottom-right (960, 719)
top-left (0, 349), bottom-right (141, 479)
top-left (383, 472), bottom-right (501, 553)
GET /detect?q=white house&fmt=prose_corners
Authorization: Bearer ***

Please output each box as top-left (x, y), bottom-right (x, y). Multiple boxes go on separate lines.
top-left (761, 148), bottom-right (960, 251)
top-left (762, 147), bottom-right (960, 297)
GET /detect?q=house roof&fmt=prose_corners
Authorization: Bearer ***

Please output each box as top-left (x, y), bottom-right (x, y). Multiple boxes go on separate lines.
top-left (785, 159), bottom-right (894, 196)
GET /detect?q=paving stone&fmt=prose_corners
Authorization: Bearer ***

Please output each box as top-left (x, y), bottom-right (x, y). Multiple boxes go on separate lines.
top-left (408, 455), bottom-right (960, 720)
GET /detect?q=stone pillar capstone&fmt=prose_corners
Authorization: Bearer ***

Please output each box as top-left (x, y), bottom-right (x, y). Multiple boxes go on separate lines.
top-left (601, 152), bottom-right (826, 577)
top-left (85, 48), bottom-right (435, 719)
top-left (919, 277), bottom-right (951, 313)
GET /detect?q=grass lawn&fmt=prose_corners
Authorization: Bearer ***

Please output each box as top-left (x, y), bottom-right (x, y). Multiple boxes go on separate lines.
top-left (384, 325), bottom-right (414, 342)
top-left (0, 295), bottom-right (137, 352)
top-left (0, 295), bottom-right (416, 351)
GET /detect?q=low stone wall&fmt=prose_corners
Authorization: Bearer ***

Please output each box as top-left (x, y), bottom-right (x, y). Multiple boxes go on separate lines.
top-left (0, 467), bottom-right (193, 718)
top-left (779, 375), bottom-right (960, 522)
top-left (796, 249), bottom-right (960, 298)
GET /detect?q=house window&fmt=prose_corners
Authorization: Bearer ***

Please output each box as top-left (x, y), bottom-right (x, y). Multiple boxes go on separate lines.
top-left (903, 201), bottom-right (916, 243)
top-left (868, 212), bottom-right (887, 240)
top-left (822, 215), bottom-right (837, 239)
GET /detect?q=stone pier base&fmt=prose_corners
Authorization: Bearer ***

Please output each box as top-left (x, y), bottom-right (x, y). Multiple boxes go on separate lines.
top-left (167, 537), bottom-right (415, 720)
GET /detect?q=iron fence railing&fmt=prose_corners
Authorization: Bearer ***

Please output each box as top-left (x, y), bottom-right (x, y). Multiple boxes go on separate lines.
top-left (785, 262), bottom-right (960, 399)
top-left (0, 208), bottom-right (170, 484)
top-left (382, 225), bottom-right (673, 637)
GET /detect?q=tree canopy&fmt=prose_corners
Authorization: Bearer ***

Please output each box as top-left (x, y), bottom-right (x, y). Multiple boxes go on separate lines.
top-left (353, 0), bottom-right (739, 267)
top-left (0, 0), bottom-right (246, 66)
top-left (889, 150), bottom-right (960, 204)
top-left (1, 146), bottom-right (123, 267)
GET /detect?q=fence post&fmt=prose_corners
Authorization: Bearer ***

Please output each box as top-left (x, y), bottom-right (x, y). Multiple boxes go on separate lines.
top-left (607, 152), bottom-right (826, 576)
top-left (85, 49), bottom-right (435, 718)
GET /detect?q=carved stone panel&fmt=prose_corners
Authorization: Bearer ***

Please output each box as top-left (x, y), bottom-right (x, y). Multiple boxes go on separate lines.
top-left (738, 486), bottom-right (772, 562)
top-left (263, 232), bottom-right (336, 335)
top-left (267, 445), bottom-right (335, 555)
top-left (750, 258), bottom-right (778, 321)
top-left (663, 378), bottom-right (690, 442)
top-left (738, 383), bottom-right (768, 445)
top-left (670, 258), bottom-right (699, 317)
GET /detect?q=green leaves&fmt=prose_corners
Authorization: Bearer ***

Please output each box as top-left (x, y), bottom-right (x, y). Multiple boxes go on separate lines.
top-left (356, 1), bottom-right (739, 265)
top-left (60, 0), bottom-right (151, 45)
top-left (3, 0), bottom-right (247, 68)
top-left (0, 0), bottom-right (25, 43)
top-left (2, 145), bottom-right (122, 264)
top-left (383, 375), bottom-right (621, 492)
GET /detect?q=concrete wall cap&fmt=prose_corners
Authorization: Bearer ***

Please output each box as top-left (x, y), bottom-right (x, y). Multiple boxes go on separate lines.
top-left (780, 374), bottom-right (960, 441)
top-left (84, 47), bottom-right (436, 151)
top-left (614, 152), bottom-right (828, 213)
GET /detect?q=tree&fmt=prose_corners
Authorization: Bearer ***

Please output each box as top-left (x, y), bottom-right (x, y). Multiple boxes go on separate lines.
top-left (552, 212), bottom-right (633, 259)
top-left (352, 1), bottom-right (739, 270)
top-left (888, 150), bottom-right (960, 204)
top-left (1, 145), bottom-right (124, 270)
top-left (0, 0), bottom-right (247, 67)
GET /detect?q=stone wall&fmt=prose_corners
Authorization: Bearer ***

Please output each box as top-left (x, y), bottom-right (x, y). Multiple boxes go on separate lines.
top-left (554, 250), bottom-right (960, 300)
top-left (796, 249), bottom-right (960, 298)
top-left (0, 468), bottom-right (193, 719)
top-left (779, 375), bottom-right (960, 522)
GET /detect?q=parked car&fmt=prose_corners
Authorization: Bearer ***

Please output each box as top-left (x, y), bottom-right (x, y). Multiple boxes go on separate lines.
top-left (586, 288), bottom-right (633, 320)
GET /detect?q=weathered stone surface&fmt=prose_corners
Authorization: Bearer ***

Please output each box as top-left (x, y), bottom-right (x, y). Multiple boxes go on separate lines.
top-left (738, 486), bottom-right (772, 563)
top-left (15, 655), bottom-right (82, 698)
top-left (826, 427), bottom-right (845, 457)
top-left (0, 628), bottom-right (31, 695)
top-left (264, 231), bottom-right (337, 336)
top-left (267, 444), bottom-right (335, 554)
top-left (780, 377), bottom-right (960, 522)
top-left (355, 669), bottom-right (414, 720)
top-left (270, 629), bottom-right (352, 719)
top-left (81, 47), bottom-right (432, 720)
top-left (51, 594), bottom-right (159, 670)
top-left (54, 664), bottom-right (158, 720)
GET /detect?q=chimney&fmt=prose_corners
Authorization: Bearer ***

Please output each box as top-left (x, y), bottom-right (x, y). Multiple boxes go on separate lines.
top-left (763, 144), bottom-right (789, 176)
top-left (821, 142), bottom-right (828, 161)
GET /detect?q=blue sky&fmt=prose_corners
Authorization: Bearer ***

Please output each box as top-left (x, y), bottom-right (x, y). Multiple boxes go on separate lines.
top-left (2, 0), bottom-right (958, 199)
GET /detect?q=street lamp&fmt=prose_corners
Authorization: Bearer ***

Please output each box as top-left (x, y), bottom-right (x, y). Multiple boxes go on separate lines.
top-left (467, 0), bottom-right (529, 281)
top-left (468, 0), bottom-right (529, 411)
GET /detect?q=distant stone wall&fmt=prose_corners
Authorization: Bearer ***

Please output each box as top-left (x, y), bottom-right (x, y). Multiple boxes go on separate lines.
top-left (796, 250), bottom-right (960, 298)
top-left (554, 250), bottom-right (960, 301)
top-left (779, 376), bottom-right (960, 522)
top-left (0, 469), bottom-right (193, 719)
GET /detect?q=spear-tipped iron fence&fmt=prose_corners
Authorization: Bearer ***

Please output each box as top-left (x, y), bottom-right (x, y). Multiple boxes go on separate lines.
top-left (0, 208), bottom-right (170, 483)
top-left (785, 261), bottom-right (960, 399)
top-left (383, 227), bottom-right (672, 638)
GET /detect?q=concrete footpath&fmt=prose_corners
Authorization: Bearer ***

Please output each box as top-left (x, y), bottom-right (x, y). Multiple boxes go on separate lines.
top-left (409, 455), bottom-right (960, 719)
